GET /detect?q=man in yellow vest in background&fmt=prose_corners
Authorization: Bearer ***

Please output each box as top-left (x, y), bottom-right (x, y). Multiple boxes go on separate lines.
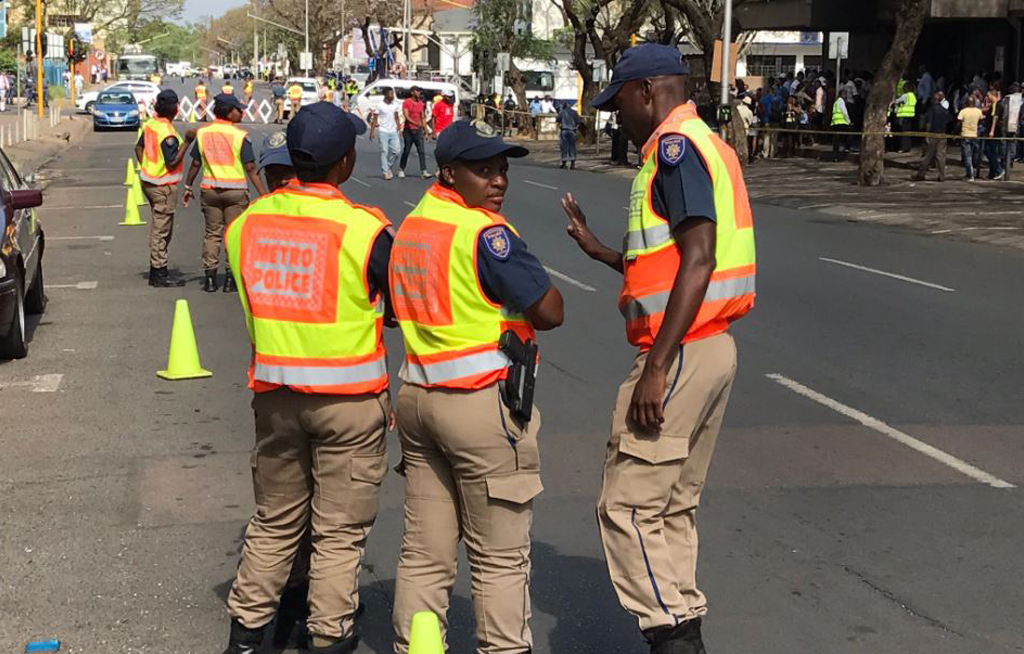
top-left (288, 81), bottom-right (303, 119)
top-left (182, 93), bottom-right (267, 292)
top-left (222, 79), bottom-right (235, 96)
top-left (894, 79), bottom-right (917, 153)
top-left (831, 87), bottom-right (852, 156)
top-left (194, 79), bottom-right (209, 121)
top-left (134, 89), bottom-right (195, 287)
top-left (243, 78), bottom-right (254, 107)
top-left (563, 44), bottom-right (756, 654)
top-left (389, 120), bottom-right (564, 653)
top-left (222, 102), bottom-right (393, 654)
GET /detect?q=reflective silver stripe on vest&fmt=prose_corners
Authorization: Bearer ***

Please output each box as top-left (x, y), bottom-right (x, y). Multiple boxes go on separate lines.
top-left (139, 171), bottom-right (183, 185)
top-left (201, 176), bottom-right (248, 189)
top-left (620, 274), bottom-right (756, 320)
top-left (254, 357), bottom-right (387, 386)
top-left (400, 349), bottom-right (510, 385)
top-left (624, 222), bottom-right (673, 254)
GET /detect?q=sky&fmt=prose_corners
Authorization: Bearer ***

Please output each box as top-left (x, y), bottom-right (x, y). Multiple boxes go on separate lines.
top-left (181, 0), bottom-right (245, 23)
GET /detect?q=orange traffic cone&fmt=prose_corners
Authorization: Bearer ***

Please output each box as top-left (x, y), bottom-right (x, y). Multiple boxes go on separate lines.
top-left (157, 299), bottom-right (212, 380)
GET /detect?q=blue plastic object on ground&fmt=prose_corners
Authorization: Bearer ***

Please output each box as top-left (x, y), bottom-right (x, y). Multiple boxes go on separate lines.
top-left (25, 639), bottom-right (60, 653)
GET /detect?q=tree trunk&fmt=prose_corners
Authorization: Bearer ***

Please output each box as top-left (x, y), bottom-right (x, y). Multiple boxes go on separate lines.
top-left (508, 60), bottom-right (529, 136)
top-left (725, 99), bottom-right (748, 167)
top-left (858, 0), bottom-right (929, 186)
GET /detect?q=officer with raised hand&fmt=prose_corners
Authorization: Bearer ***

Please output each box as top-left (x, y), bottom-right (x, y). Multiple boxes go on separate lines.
top-left (389, 119), bottom-right (564, 654)
top-left (222, 102), bottom-right (395, 654)
top-left (562, 44), bottom-right (756, 654)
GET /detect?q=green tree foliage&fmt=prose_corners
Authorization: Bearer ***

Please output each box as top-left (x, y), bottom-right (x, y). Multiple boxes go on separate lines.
top-left (473, 0), bottom-right (555, 111)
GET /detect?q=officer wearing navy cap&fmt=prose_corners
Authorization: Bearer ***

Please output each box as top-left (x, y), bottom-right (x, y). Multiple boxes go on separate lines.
top-left (562, 44), bottom-right (757, 654)
top-left (182, 92), bottom-right (267, 293)
top-left (222, 102), bottom-right (395, 654)
top-left (389, 120), bottom-right (563, 654)
top-left (257, 130), bottom-right (296, 191)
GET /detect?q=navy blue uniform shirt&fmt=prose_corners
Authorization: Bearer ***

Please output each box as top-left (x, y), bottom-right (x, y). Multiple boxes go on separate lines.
top-left (475, 225), bottom-right (551, 313)
top-left (651, 134), bottom-right (717, 229)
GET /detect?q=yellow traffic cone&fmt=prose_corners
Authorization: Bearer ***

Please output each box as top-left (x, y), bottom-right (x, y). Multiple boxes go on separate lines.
top-left (408, 611), bottom-right (444, 654)
top-left (119, 186), bottom-right (146, 226)
top-left (132, 172), bottom-right (147, 206)
top-left (189, 108), bottom-right (197, 123)
top-left (124, 158), bottom-right (135, 186)
top-left (157, 299), bottom-right (212, 380)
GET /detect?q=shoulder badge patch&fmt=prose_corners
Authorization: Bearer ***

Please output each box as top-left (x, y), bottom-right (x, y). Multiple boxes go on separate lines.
top-left (482, 226), bottom-right (512, 261)
top-left (659, 134), bottom-right (687, 166)
top-left (267, 131), bottom-right (287, 148)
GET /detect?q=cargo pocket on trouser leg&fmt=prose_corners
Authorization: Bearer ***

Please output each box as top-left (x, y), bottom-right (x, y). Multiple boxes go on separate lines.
top-left (343, 452), bottom-right (388, 525)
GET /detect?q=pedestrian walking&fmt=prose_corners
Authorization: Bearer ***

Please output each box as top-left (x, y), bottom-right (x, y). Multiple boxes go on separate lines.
top-left (135, 89), bottom-right (194, 287)
top-left (558, 101), bottom-right (580, 169)
top-left (1003, 82), bottom-right (1022, 166)
top-left (288, 81), bottom-right (303, 118)
top-left (272, 78), bottom-right (286, 124)
top-left (222, 102), bottom-right (394, 654)
top-left (564, 44), bottom-right (755, 654)
top-left (398, 86), bottom-right (432, 178)
top-left (194, 80), bottom-right (209, 121)
top-left (368, 86), bottom-right (403, 180)
top-left (0, 71), bottom-right (10, 112)
top-left (983, 88), bottom-right (1005, 180)
top-left (832, 88), bottom-right (853, 154)
top-left (243, 78), bottom-right (254, 108)
top-left (432, 91), bottom-right (455, 136)
top-left (913, 91), bottom-right (951, 182)
top-left (181, 93), bottom-right (267, 293)
top-left (957, 96), bottom-right (983, 180)
top-left (388, 119), bottom-right (564, 654)
top-left (737, 95), bottom-right (757, 164)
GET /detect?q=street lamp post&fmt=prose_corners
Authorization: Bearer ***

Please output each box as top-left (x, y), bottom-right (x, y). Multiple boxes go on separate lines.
top-left (304, 0), bottom-right (310, 75)
top-left (719, 0), bottom-right (732, 108)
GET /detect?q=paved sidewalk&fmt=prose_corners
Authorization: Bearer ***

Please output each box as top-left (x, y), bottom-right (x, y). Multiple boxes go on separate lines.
top-left (515, 137), bottom-right (1024, 250)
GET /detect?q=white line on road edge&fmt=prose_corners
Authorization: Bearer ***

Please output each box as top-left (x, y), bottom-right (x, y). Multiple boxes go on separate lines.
top-left (350, 177), bottom-right (372, 188)
top-left (48, 235), bottom-right (115, 241)
top-left (523, 180), bottom-right (558, 190)
top-left (40, 204), bottom-right (123, 211)
top-left (766, 373), bottom-right (1014, 489)
top-left (543, 266), bottom-right (596, 292)
top-left (0, 373), bottom-right (63, 393)
top-left (46, 281), bottom-right (98, 290)
top-left (403, 201), bottom-right (416, 208)
top-left (819, 257), bottom-right (955, 292)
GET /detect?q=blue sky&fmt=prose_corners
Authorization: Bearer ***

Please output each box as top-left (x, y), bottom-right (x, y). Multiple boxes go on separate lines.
top-left (182, 0), bottom-right (245, 23)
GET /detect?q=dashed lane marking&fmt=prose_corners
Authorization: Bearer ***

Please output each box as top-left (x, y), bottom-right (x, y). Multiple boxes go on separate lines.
top-left (46, 281), bottom-right (98, 290)
top-left (0, 373), bottom-right (64, 393)
top-left (766, 373), bottom-right (1014, 489)
top-left (350, 177), bottom-right (372, 188)
top-left (523, 180), bottom-right (558, 190)
top-left (819, 257), bottom-right (955, 292)
top-left (543, 266), bottom-right (596, 292)
top-left (48, 235), bottom-right (115, 241)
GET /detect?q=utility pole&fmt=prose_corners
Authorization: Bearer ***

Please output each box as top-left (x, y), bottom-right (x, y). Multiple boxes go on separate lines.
top-left (403, 0), bottom-right (410, 76)
top-left (718, 0), bottom-right (733, 137)
top-left (35, 0), bottom-right (43, 118)
top-left (253, 1), bottom-right (258, 77)
top-left (304, 0), bottom-right (310, 75)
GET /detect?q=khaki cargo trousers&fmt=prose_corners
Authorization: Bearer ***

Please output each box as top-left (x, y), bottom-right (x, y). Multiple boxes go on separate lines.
top-left (598, 333), bottom-right (737, 632)
top-left (392, 382), bottom-right (542, 654)
top-left (227, 388), bottom-right (389, 640)
top-left (200, 188), bottom-right (248, 271)
top-left (142, 182), bottom-right (177, 269)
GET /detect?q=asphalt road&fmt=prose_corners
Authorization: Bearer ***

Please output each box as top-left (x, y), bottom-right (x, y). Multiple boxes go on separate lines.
top-left (1, 80), bottom-right (1023, 654)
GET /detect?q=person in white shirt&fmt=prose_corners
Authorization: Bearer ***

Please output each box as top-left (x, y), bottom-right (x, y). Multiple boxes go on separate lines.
top-left (368, 87), bottom-right (404, 180)
top-left (0, 73), bottom-right (9, 112)
top-left (540, 95), bottom-right (555, 114)
top-left (1005, 82), bottom-right (1023, 164)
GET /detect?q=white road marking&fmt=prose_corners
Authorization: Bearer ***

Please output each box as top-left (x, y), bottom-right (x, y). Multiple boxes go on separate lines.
top-left (819, 257), bottom-right (955, 292)
top-left (930, 226), bottom-right (1018, 234)
top-left (40, 204), bottom-right (123, 210)
top-left (543, 266), bottom-right (596, 292)
top-left (403, 201), bottom-right (416, 208)
top-left (766, 373), bottom-right (1014, 489)
top-left (350, 177), bottom-right (372, 188)
top-left (0, 373), bottom-right (63, 393)
top-left (523, 179), bottom-right (558, 190)
top-left (46, 281), bottom-right (98, 290)
top-left (48, 235), bottom-right (115, 241)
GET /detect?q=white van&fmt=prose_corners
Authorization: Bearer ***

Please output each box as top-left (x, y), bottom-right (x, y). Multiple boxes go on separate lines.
top-left (353, 79), bottom-right (460, 121)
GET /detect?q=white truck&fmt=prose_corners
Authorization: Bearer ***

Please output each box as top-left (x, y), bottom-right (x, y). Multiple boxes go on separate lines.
top-left (165, 61), bottom-right (192, 77)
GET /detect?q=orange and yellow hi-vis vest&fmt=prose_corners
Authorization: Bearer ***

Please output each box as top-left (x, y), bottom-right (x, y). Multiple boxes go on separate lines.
top-left (196, 119), bottom-right (248, 190)
top-left (390, 184), bottom-right (535, 389)
top-left (139, 117), bottom-right (183, 185)
top-left (224, 179), bottom-right (391, 395)
top-left (621, 103), bottom-right (756, 348)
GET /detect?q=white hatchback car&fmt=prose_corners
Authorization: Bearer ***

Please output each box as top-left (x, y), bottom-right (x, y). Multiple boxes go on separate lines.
top-left (77, 81), bottom-right (161, 114)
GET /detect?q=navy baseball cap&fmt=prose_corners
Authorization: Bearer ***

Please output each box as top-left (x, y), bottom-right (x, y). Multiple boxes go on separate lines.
top-left (435, 120), bottom-right (528, 166)
top-left (591, 44), bottom-right (691, 111)
top-left (214, 93), bottom-right (245, 112)
top-left (156, 89), bottom-right (179, 104)
top-left (286, 101), bottom-right (367, 169)
top-left (259, 130), bottom-right (292, 170)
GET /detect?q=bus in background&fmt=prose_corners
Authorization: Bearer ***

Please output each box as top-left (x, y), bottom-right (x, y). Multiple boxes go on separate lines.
top-left (118, 53), bottom-right (160, 81)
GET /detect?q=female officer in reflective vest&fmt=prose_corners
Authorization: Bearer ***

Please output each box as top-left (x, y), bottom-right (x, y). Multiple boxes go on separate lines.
top-left (222, 102), bottom-right (393, 654)
top-left (389, 120), bottom-right (563, 654)
top-left (562, 44), bottom-right (755, 654)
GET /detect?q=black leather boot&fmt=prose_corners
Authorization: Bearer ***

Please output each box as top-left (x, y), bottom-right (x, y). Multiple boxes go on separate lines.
top-left (307, 634), bottom-right (359, 654)
top-left (148, 266), bottom-right (185, 287)
top-left (223, 272), bottom-right (237, 293)
top-left (223, 619), bottom-right (264, 654)
top-left (203, 270), bottom-right (218, 293)
top-left (646, 618), bottom-right (706, 654)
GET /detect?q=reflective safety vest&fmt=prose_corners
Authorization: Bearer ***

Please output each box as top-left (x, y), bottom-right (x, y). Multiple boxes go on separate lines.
top-left (244, 81), bottom-right (253, 95)
top-left (621, 103), bottom-right (756, 349)
top-left (224, 180), bottom-right (391, 395)
top-left (196, 119), bottom-right (248, 189)
top-left (288, 84), bottom-right (303, 101)
top-left (222, 83), bottom-right (234, 95)
top-left (139, 117), bottom-right (183, 185)
top-left (896, 91), bottom-right (917, 118)
top-left (832, 98), bottom-right (850, 127)
top-left (195, 84), bottom-right (207, 100)
top-left (390, 184), bottom-right (535, 389)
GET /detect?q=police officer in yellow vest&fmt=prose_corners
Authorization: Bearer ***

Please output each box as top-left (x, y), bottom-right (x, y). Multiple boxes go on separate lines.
top-left (894, 80), bottom-right (917, 153)
top-left (389, 120), bottom-right (564, 653)
top-left (195, 80), bottom-right (209, 121)
top-left (288, 82), bottom-right (304, 118)
top-left (831, 88), bottom-right (852, 155)
top-left (223, 102), bottom-right (394, 654)
top-left (134, 89), bottom-right (195, 287)
top-left (182, 93), bottom-right (268, 292)
top-left (563, 45), bottom-right (756, 654)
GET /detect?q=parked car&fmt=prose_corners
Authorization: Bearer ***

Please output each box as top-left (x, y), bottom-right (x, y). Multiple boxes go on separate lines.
top-left (352, 79), bottom-right (461, 122)
top-left (92, 90), bottom-right (141, 131)
top-left (76, 81), bottom-right (161, 114)
top-left (0, 148), bottom-right (45, 359)
top-left (283, 77), bottom-right (322, 118)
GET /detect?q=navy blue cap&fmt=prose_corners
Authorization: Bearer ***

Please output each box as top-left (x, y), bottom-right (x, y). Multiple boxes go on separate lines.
top-left (591, 44), bottom-right (690, 110)
top-left (286, 101), bottom-right (367, 169)
top-left (259, 130), bottom-right (292, 170)
top-left (435, 120), bottom-right (528, 166)
top-left (156, 89), bottom-right (179, 104)
top-left (214, 93), bottom-right (245, 112)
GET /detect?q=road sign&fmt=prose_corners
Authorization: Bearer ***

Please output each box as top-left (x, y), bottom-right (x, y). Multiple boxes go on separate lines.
top-left (299, 51), bottom-right (313, 70)
top-left (496, 52), bottom-right (510, 74)
top-left (828, 32), bottom-right (849, 60)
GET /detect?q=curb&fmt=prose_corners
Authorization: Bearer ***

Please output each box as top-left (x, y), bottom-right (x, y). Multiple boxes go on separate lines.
top-left (5, 117), bottom-right (92, 176)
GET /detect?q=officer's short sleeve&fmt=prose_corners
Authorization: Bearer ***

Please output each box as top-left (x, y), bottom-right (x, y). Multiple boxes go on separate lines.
top-left (136, 133), bottom-right (145, 150)
top-left (240, 138), bottom-right (255, 164)
top-left (651, 134), bottom-right (716, 229)
top-left (367, 227), bottom-right (394, 300)
top-left (476, 226), bottom-right (551, 314)
top-left (160, 136), bottom-right (179, 163)
top-left (189, 139), bottom-right (201, 164)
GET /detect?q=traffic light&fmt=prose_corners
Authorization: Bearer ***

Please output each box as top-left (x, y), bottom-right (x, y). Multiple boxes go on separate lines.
top-left (67, 38), bottom-right (86, 63)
